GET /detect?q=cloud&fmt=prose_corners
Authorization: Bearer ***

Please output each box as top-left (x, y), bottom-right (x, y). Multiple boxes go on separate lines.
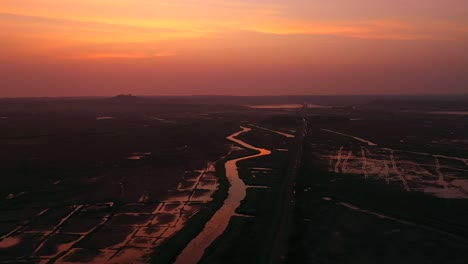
top-left (1, 1), bottom-right (466, 62)
top-left (68, 52), bottom-right (175, 59)
top-left (243, 19), bottom-right (459, 41)
top-left (0, 12), bottom-right (195, 59)
top-left (0, 12), bottom-right (201, 36)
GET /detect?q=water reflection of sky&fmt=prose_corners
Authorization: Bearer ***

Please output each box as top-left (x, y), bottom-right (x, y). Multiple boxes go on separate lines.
top-left (429, 111), bottom-right (468, 116)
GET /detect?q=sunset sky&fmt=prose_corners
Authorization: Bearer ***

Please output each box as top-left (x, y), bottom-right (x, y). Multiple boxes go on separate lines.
top-left (1, 0), bottom-right (467, 97)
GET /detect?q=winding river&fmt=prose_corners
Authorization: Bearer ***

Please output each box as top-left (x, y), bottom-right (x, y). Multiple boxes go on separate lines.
top-left (175, 126), bottom-right (272, 264)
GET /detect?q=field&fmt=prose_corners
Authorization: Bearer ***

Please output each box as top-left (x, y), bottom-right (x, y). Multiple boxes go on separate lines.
top-left (0, 95), bottom-right (467, 263)
top-left (288, 102), bottom-right (468, 264)
top-left (0, 97), bottom-right (248, 263)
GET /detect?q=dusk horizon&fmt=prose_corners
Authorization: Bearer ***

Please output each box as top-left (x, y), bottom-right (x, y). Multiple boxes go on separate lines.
top-left (1, 2), bottom-right (468, 264)
top-left (1, 1), bottom-right (467, 97)
top-left (2, 92), bottom-right (468, 99)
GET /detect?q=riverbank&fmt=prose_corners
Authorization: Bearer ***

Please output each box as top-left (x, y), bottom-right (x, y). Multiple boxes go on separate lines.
top-left (198, 126), bottom-right (293, 263)
top-left (151, 131), bottom-right (258, 263)
top-left (175, 127), bottom-right (272, 264)
top-left (152, 124), bottom-right (295, 264)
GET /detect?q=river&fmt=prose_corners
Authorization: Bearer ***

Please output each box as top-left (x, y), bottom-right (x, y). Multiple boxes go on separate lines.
top-left (175, 126), bottom-right (272, 264)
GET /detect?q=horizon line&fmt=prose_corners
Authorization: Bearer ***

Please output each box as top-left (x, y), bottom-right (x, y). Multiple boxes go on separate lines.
top-left (1, 93), bottom-right (468, 100)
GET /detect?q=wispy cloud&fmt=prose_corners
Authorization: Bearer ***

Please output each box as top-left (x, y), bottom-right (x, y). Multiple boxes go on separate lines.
top-left (0, 1), bottom-right (466, 62)
top-left (0, 12), bottom-right (195, 59)
top-left (243, 19), bottom-right (459, 41)
top-left (69, 52), bottom-right (176, 59)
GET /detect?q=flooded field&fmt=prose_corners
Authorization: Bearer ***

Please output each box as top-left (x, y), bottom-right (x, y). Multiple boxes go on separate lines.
top-left (310, 119), bottom-right (468, 199)
top-left (289, 106), bottom-right (468, 264)
top-left (0, 99), bottom-right (251, 263)
top-left (319, 144), bottom-right (468, 198)
top-left (0, 160), bottom-right (222, 263)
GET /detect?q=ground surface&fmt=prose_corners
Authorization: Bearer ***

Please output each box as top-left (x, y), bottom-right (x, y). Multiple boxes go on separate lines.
top-left (0, 98), bottom-right (249, 263)
top-left (1, 96), bottom-right (468, 263)
top-left (288, 106), bottom-right (468, 264)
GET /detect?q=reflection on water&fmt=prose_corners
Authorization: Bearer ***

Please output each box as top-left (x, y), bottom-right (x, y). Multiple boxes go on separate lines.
top-left (429, 111), bottom-right (468, 116)
top-left (127, 152), bottom-right (152, 160)
top-left (321, 145), bottom-right (468, 199)
top-left (52, 164), bottom-right (220, 263)
top-left (249, 124), bottom-right (295, 138)
top-left (5, 192), bottom-right (26, 200)
top-left (149, 117), bottom-right (165, 121)
top-left (128, 156), bottom-right (144, 160)
top-left (246, 104), bottom-right (328, 109)
top-left (148, 116), bottom-right (177, 124)
top-left (403, 111), bottom-right (468, 116)
top-left (96, 116), bottom-right (115, 120)
top-left (175, 127), bottom-right (272, 264)
top-left (0, 237), bottom-right (20, 248)
top-left (321, 129), bottom-right (377, 146)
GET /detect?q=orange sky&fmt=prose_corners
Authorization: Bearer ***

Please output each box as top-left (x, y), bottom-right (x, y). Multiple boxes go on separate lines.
top-left (1, 0), bottom-right (467, 96)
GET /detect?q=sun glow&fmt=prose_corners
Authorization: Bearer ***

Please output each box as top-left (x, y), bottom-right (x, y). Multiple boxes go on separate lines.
top-left (0, 0), bottom-right (467, 96)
